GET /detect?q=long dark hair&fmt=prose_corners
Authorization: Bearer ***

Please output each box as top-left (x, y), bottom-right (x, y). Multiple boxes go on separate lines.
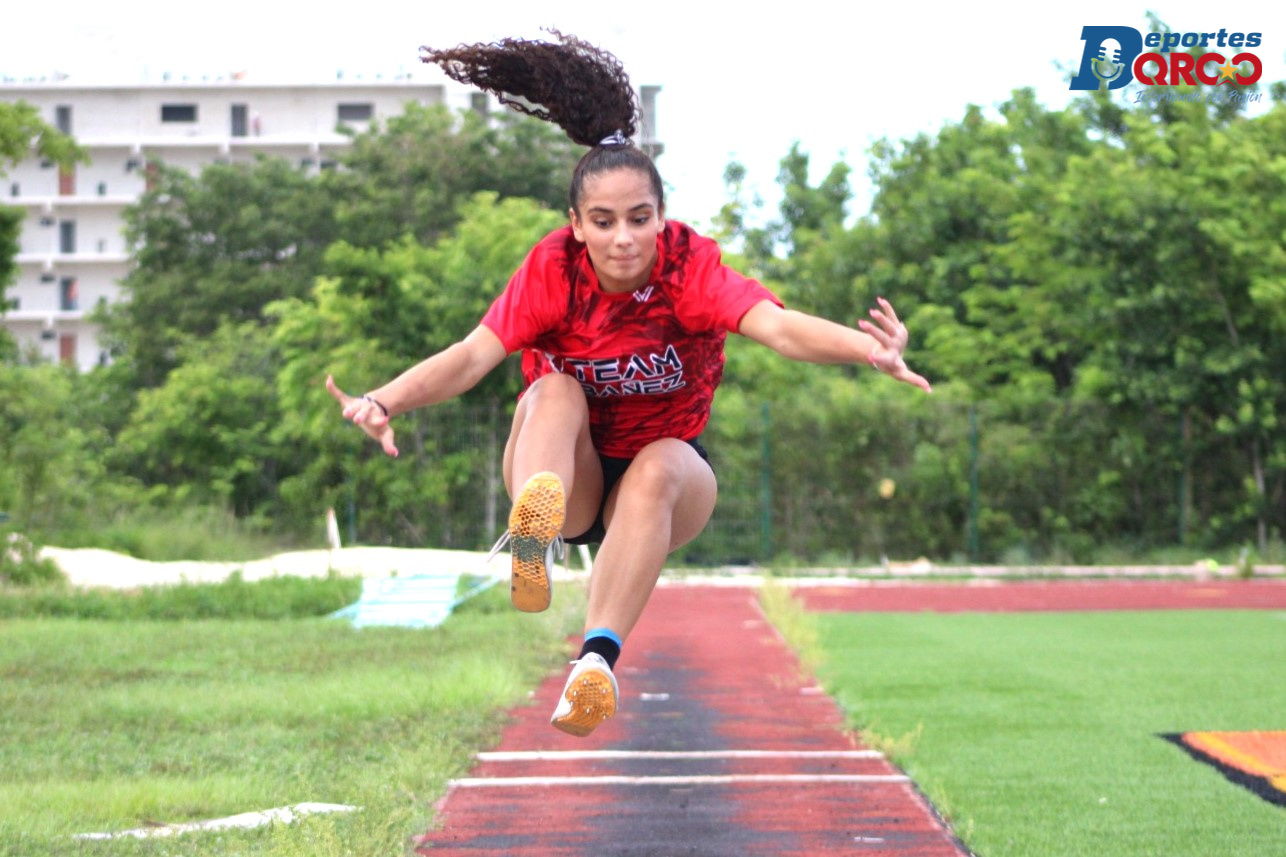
top-left (420, 30), bottom-right (664, 213)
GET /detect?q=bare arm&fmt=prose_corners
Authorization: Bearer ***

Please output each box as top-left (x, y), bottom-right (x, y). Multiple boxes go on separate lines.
top-left (738, 297), bottom-right (932, 393)
top-left (364, 325), bottom-right (508, 414)
top-left (326, 325), bottom-right (509, 457)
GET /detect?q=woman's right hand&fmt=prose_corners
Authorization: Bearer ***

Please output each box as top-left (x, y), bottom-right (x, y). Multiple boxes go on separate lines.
top-left (326, 375), bottom-right (399, 458)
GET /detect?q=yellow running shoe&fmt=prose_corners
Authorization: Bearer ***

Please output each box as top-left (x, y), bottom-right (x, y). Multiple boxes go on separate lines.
top-left (488, 471), bottom-right (564, 613)
top-left (550, 653), bottom-right (619, 737)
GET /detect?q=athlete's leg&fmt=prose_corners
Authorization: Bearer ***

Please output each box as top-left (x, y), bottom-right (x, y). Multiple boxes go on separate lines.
top-left (588, 438), bottom-right (718, 640)
top-left (499, 373), bottom-right (603, 611)
top-left (502, 372), bottom-right (603, 538)
top-left (549, 438), bottom-right (716, 736)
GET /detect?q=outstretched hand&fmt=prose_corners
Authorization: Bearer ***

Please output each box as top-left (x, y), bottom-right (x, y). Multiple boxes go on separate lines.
top-left (326, 375), bottom-right (399, 457)
top-left (857, 297), bottom-right (932, 393)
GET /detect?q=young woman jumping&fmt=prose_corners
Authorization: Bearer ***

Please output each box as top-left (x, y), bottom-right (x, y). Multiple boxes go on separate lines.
top-left (328, 30), bottom-right (931, 738)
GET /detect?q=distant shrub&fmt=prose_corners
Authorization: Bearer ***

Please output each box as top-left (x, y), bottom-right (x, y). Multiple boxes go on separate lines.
top-left (42, 503), bottom-right (304, 562)
top-left (0, 572), bottom-right (361, 620)
top-left (0, 530), bottom-right (65, 587)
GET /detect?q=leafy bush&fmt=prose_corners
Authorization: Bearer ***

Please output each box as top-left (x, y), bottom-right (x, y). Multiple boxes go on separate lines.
top-left (41, 502), bottom-right (304, 562)
top-left (0, 530), bottom-right (64, 587)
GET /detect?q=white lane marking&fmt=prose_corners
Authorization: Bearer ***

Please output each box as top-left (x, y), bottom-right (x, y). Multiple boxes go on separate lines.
top-left (477, 749), bottom-right (884, 761)
top-left (451, 774), bottom-right (908, 788)
top-left (75, 804), bottom-right (358, 840)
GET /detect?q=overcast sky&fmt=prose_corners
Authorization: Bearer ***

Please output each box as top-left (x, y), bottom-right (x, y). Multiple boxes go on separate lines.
top-left (4, 1), bottom-right (1281, 228)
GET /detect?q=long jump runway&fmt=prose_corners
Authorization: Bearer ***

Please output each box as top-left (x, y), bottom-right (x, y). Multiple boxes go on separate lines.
top-left (416, 583), bottom-right (970, 856)
top-left (792, 578), bottom-right (1286, 613)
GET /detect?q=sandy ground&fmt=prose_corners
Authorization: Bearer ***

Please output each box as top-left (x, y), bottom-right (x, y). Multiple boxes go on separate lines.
top-left (39, 545), bottom-right (505, 589)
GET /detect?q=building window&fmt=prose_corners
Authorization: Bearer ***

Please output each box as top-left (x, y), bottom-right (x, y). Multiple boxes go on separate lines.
top-left (231, 103), bottom-right (248, 137)
top-left (337, 102), bottom-right (373, 123)
top-left (8, 183), bottom-right (17, 197)
top-left (59, 333), bottom-right (77, 365)
top-left (59, 221), bottom-right (76, 254)
top-left (60, 278), bottom-right (79, 311)
top-left (55, 105), bottom-right (72, 134)
top-left (98, 181), bottom-right (108, 196)
top-left (161, 104), bottom-right (198, 123)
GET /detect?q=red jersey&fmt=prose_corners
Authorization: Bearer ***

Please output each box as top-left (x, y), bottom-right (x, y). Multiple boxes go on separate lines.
top-left (481, 220), bottom-right (781, 458)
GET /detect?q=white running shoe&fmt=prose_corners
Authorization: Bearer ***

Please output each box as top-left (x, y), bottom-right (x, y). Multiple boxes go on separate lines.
top-left (550, 652), bottom-right (619, 737)
top-left (487, 471), bottom-right (565, 613)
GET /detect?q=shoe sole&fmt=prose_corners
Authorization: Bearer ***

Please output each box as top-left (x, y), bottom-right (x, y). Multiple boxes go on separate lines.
top-left (551, 667), bottom-right (617, 737)
top-left (509, 471), bottom-right (564, 613)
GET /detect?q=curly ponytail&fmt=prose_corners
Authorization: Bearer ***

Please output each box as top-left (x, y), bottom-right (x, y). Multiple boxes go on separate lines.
top-left (420, 30), bottom-right (664, 213)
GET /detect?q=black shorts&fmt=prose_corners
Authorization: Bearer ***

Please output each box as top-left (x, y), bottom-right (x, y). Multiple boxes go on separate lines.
top-left (565, 438), bottom-right (712, 545)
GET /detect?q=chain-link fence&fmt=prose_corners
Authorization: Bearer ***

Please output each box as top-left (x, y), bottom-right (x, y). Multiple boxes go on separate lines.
top-left (347, 391), bottom-right (1281, 566)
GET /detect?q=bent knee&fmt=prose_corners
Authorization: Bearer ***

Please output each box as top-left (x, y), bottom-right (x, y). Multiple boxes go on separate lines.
top-left (524, 372), bottom-right (588, 407)
top-left (621, 440), bottom-right (705, 503)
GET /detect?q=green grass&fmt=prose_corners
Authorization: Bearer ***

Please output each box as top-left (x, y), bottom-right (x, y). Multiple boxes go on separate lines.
top-left (0, 583), bottom-right (583, 856)
top-left (41, 504), bottom-right (304, 562)
top-left (781, 601), bottom-right (1286, 857)
top-left (0, 572), bottom-right (362, 620)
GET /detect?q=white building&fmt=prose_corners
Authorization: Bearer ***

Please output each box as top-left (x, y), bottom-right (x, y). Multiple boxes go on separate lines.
top-left (1, 75), bottom-right (449, 369)
top-left (2, 75), bottom-right (662, 371)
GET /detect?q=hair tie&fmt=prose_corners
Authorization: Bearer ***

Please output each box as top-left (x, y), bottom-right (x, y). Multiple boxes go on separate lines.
top-left (598, 130), bottom-right (629, 148)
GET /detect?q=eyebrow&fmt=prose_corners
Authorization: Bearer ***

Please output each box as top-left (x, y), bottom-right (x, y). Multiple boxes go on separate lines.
top-left (586, 203), bottom-right (655, 215)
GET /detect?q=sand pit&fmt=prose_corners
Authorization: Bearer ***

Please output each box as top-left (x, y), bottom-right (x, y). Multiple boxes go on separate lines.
top-left (39, 545), bottom-right (499, 590)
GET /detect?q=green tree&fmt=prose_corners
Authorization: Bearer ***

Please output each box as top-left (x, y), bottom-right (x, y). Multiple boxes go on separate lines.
top-left (326, 103), bottom-right (581, 249)
top-left (0, 100), bottom-right (85, 171)
top-left (1060, 95), bottom-right (1286, 549)
top-left (0, 363), bottom-right (110, 534)
top-left (0, 205), bottom-right (18, 362)
top-left (271, 193), bottom-right (564, 543)
top-left (102, 156), bottom-right (339, 388)
top-left (719, 72), bottom-right (1285, 560)
top-left (113, 321), bottom-right (288, 519)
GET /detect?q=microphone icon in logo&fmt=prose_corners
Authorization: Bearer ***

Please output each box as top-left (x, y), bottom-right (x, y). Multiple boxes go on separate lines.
top-left (1092, 38), bottom-right (1125, 87)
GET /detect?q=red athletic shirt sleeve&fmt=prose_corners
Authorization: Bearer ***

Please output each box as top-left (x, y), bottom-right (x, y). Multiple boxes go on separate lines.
top-left (480, 229), bottom-right (572, 353)
top-left (666, 229), bottom-right (776, 334)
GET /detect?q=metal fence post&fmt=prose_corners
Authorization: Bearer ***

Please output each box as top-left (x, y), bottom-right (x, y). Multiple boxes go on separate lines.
top-left (760, 402), bottom-right (772, 562)
top-left (968, 405), bottom-right (980, 562)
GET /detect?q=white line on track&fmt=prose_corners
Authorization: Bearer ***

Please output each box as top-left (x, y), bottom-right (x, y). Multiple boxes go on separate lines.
top-left (476, 749), bottom-right (885, 762)
top-left (451, 774), bottom-right (909, 788)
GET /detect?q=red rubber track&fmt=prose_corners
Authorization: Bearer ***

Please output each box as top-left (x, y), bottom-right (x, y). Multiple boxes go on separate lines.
top-left (793, 578), bottom-right (1286, 613)
top-left (417, 583), bottom-right (970, 856)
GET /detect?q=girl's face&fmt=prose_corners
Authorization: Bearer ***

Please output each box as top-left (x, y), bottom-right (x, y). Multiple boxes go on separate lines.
top-left (570, 168), bottom-right (665, 294)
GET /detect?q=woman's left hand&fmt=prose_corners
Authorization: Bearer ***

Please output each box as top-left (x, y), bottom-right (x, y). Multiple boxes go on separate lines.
top-left (858, 297), bottom-right (932, 393)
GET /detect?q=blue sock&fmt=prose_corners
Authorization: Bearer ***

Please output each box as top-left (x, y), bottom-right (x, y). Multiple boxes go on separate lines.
top-left (578, 627), bottom-right (622, 669)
